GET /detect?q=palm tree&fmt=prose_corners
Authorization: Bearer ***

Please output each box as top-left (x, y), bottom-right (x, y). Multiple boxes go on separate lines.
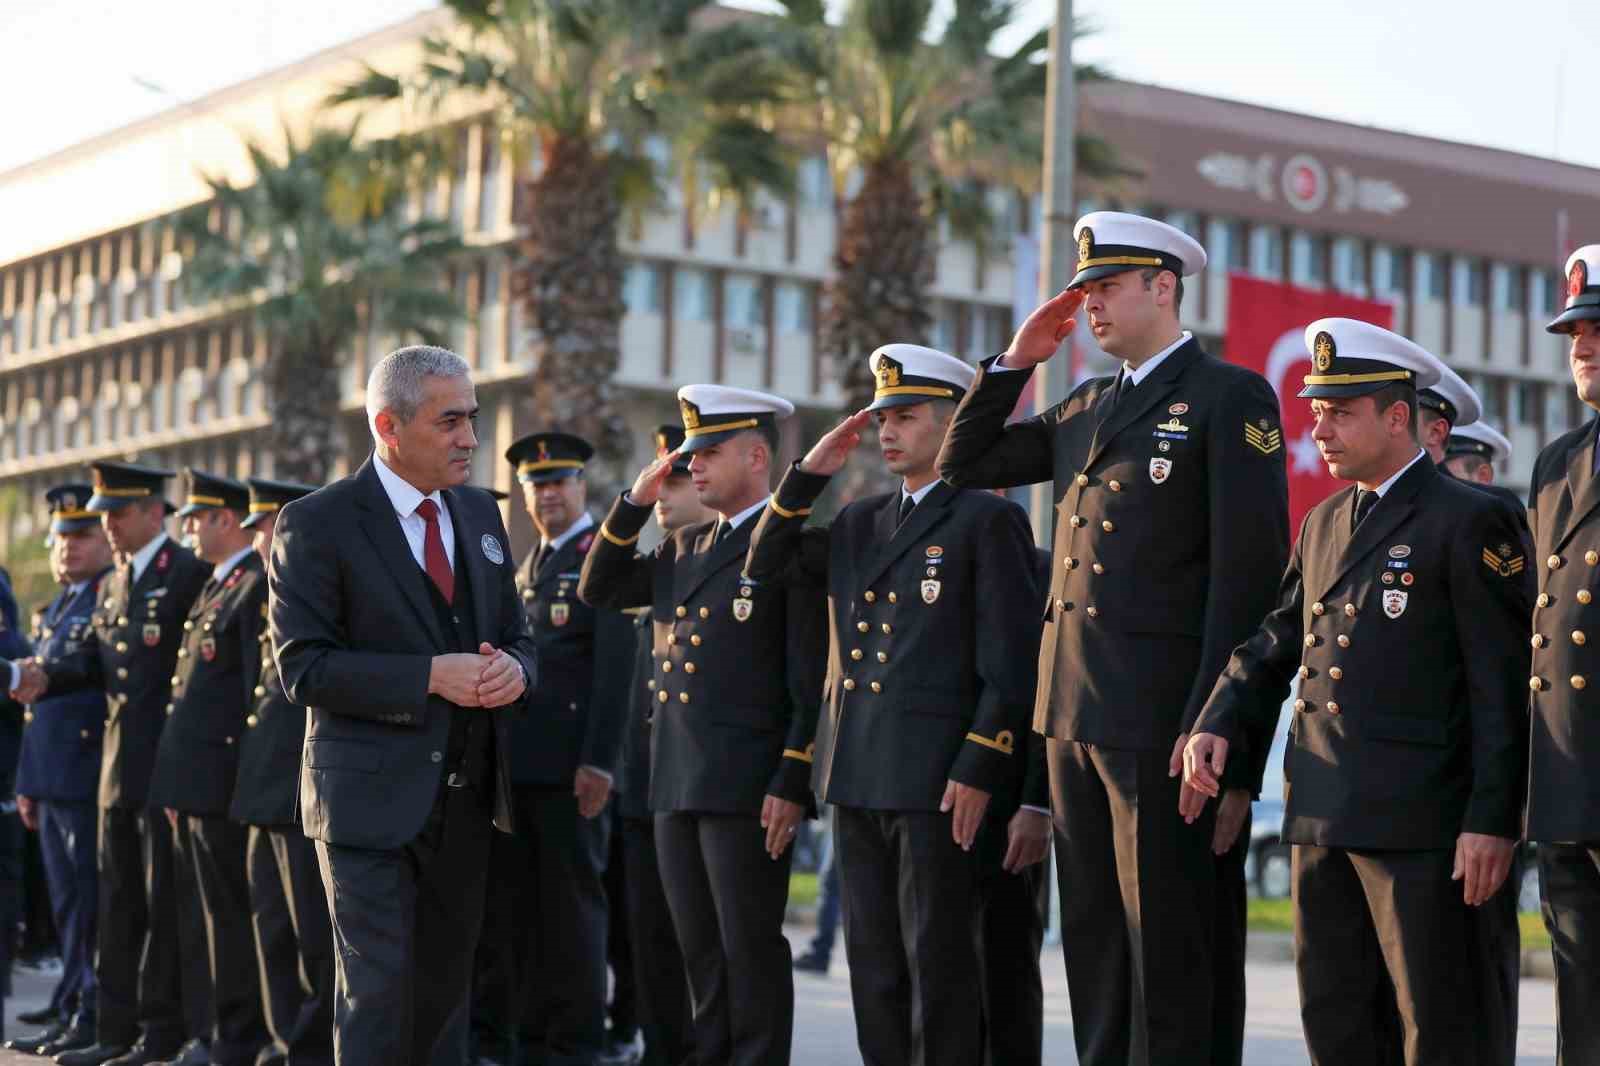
top-left (775, 0), bottom-right (1129, 416)
top-left (326, 0), bottom-right (796, 471)
top-left (177, 124), bottom-right (462, 483)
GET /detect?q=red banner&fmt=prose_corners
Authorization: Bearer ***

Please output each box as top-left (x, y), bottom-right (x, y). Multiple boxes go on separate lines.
top-left (1224, 276), bottom-right (1394, 538)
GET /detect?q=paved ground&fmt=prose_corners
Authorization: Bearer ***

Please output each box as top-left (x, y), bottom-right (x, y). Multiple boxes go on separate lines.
top-left (0, 932), bottom-right (1562, 1064)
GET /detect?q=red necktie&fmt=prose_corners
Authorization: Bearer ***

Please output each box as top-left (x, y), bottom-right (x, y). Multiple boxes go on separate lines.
top-left (414, 499), bottom-right (454, 604)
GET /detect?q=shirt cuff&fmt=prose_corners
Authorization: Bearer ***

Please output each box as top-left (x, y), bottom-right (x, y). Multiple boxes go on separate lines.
top-left (988, 355), bottom-right (1025, 373)
top-left (1020, 804), bottom-right (1050, 817)
top-left (580, 765), bottom-right (614, 785)
top-left (6, 660), bottom-right (19, 694)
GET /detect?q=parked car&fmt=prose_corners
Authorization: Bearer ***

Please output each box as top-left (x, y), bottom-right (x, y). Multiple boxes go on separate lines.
top-left (1245, 694), bottom-right (1294, 899)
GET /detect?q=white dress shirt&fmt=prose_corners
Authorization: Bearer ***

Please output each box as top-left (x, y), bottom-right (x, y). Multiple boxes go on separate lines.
top-left (211, 546), bottom-right (255, 586)
top-left (539, 512), bottom-right (595, 556)
top-left (717, 496), bottom-right (773, 536)
top-left (128, 531), bottom-right (171, 584)
top-left (1368, 448), bottom-right (1427, 497)
top-left (373, 452), bottom-right (456, 571)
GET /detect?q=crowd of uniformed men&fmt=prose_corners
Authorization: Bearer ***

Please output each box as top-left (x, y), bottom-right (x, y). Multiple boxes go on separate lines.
top-left (0, 208), bottom-right (1598, 1066)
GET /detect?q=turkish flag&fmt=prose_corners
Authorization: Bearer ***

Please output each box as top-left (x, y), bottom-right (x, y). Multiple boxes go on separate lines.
top-left (1224, 276), bottom-right (1394, 539)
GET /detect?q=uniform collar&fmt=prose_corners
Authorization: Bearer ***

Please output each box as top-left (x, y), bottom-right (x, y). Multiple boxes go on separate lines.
top-left (900, 480), bottom-right (943, 507)
top-left (128, 531), bottom-right (170, 583)
top-left (211, 545), bottom-right (255, 584)
top-left (540, 512), bottom-right (594, 555)
top-left (1122, 331), bottom-right (1192, 388)
top-left (1369, 449), bottom-right (1427, 498)
top-left (720, 495), bottom-right (772, 534)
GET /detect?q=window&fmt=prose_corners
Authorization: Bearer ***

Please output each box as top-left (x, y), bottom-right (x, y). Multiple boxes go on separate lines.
top-left (1373, 245), bottom-right (1400, 297)
top-left (1207, 220), bottom-right (1242, 273)
top-left (623, 262), bottom-right (662, 313)
top-left (723, 274), bottom-right (763, 330)
top-left (1294, 233), bottom-right (1326, 286)
top-left (798, 156), bottom-right (832, 209)
top-left (1454, 258), bottom-right (1485, 306)
top-left (774, 281), bottom-right (813, 334)
top-left (1417, 253), bottom-right (1446, 301)
top-left (1515, 381), bottom-right (1543, 426)
top-left (673, 268), bottom-right (712, 321)
top-left (1492, 265), bottom-right (1523, 312)
top-left (1250, 226), bottom-right (1283, 279)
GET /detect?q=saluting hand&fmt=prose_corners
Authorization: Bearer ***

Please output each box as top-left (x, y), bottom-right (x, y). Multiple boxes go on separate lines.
top-left (1453, 832), bottom-right (1515, 907)
top-left (941, 779), bottom-right (991, 851)
top-left (1179, 732), bottom-right (1230, 822)
top-left (798, 410), bottom-right (873, 478)
top-left (627, 452), bottom-right (682, 507)
top-left (999, 288), bottom-right (1087, 369)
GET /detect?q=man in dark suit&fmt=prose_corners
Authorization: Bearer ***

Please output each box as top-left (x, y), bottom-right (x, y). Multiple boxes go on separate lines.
top-left (229, 477), bottom-right (333, 1066)
top-left (579, 386), bottom-right (826, 1066)
top-left (143, 470), bottom-right (272, 1066)
top-left (19, 461), bottom-right (211, 1066)
top-left (745, 345), bottom-right (1040, 1066)
top-left (938, 211), bottom-right (1289, 1065)
top-left (5, 486), bottom-right (113, 1056)
top-left (473, 430), bottom-right (630, 1066)
top-left (616, 426), bottom-right (703, 1066)
top-left (268, 345), bottom-right (535, 1066)
top-left (0, 565), bottom-right (34, 1044)
top-left (1526, 242), bottom-right (1600, 1065)
top-left (1184, 318), bottom-right (1529, 1066)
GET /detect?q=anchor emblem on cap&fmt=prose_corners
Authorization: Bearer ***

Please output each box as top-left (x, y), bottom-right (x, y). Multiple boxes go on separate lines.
top-left (1077, 228), bottom-right (1093, 264)
top-left (1313, 331), bottom-right (1336, 372)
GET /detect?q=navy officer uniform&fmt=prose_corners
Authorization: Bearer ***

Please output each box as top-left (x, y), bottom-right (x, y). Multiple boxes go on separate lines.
top-left (228, 477), bottom-right (334, 1066)
top-left (147, 470), bottom-right (270, 1066)
top-left (937, 212), bottom-right (1290, 1065)
top-left (1526, 242), bottom-right (1600, 1065)
top-left (44, 461), bottom-right (210, 1066)
top-left (579, 386), bottom-right (827, 1066)
top-left (745, 345), bottom-right (1040, 1066)
top-left (475, 431), bottom-right (631, 1066)
top-left (11, 486), bottom-right (110, 1052)
top-left (1190, 319), bottom-right (1530, 1066)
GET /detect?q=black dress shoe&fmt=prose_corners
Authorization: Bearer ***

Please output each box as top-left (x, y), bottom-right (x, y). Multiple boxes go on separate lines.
top-left (5, 1020), bottom-right (69, 1053)
top-left (105, 1040), bottom-right (185, 1066)
top-left (18, 1005), bottom-right (63, 1026)
top-left (150, 1038), bottom-right (212, 1066)
top-left (40, 1026), bottom-right (98, 1057)
top-left (54, 1042), bottom-right (134, 1066)
top-left (792, 949), bottom-right (830, 974)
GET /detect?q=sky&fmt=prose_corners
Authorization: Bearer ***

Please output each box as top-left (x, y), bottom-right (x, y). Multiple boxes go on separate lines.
top-left (0, 0), bottom-right (1594, 175)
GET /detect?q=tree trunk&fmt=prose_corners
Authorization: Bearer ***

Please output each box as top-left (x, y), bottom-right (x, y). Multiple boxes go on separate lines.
top-left (822, 158), bottom-right (935, 500)
top-left (511, 134), bottom-right (630, 481)
top-left (264, 334), bottom-right (344, 484)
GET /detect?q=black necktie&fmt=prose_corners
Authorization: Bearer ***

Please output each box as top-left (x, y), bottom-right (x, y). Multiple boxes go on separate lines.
top-left (532, 542), bottom-right (551, 577)
top-left (715, 521), bottom-right (733, 544)
top-left (897, 494), bottom-right (916, 528)
top-left (1352, 489), bottom-right (1378, 532)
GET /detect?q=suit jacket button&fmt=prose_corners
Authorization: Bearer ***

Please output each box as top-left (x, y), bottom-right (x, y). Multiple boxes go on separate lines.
top-left (1530, 677), bottom-right (1545, 692)
top-left (662, 661), bottom-right (673, 672)
top-left (865, 591), bottom-right (877, 603)
top-left (183, 620), bottom-right (193, 631)
top-left (887, 592), bottom-right (897, 604)
top-left (1343, 604), bottom-right (1357, 618)
top-left (668, 634), bottom-right (678, 645)
top-left (843, 679), bottom-right (857, 691)
top-left (881, 623), bottom-right (893, 634)
top-left (1064, 557), bottom-right (1077, 569)
top-left (676, 606), bottom-right (687, 618)
top-left (870, 681), bottom-right (882, 693)
top-left (1337, 635), bottom-right (1350, 648)
top-left (116, 642), bottom-right (128, 653)
top-left (1092, 563), bottom-right (1104, 575)
top-left (80, 728), bottom-right (89, 738)
top-left (1311, 602), bottom-right (1325, 616)
top-left (22, 711), bottom-right (32, 723)
top-left (165, 705), bottom-right (174, 716)
top-left (679, 692), bottom-right (690, 703)
top-left (431, 751), bottom-right (443, 762)
top-left (247, 715), bottom-right (258, 727)
top-left (1293, 699), bottom-right (1307, 713)
top-left (1070, 516), bottom-right (1084, 528)
top-left (691, 634), bottom-right (703, 646)
top-left (1588, 551), bottom-right (1598, 566)
top-left (1581, 591), bottom-right (1594, 605)
top-left (1298, 666), bottom-right (1311, 678)
top-left (647, 681), bottom-right (657, 691)
top-left (1576, 631), bottom-right (1589, 646)
top-left (1076, 473), bottom-right (1089, 487)
top-left (1549, 555), bottom-right (1564, 570)
top-left (1533, 634), bottom-right (1546, 649)
top-left (683, 663), bottom-right (696, 674)
top-left (117, 668), bottom-right (128, 680)
top-left (1304, 634), bottom-right (1318, 648)
top-left (877, 652), bottom-right (888, 663)
top-left (1328, 666), bottom-right (1343, 680)
top-left (658, 691), bottom-right (669, 704)
top-left (1538, 593), bottom-right (1551, 607)
top-left (1102, 520), bottom-right (1115, 533)
top-left (170, 675), bottom-right (180, 686)
top-left (1573, 675), bottom-right (1588, 690)
top-left (225, 736), bottom-right (235, 745)
top-left (254, 685), bottom-right (266, 697)
top-left (1326, 702), bottom-right (1340, 715)
top-left (1109, 480), bottom-right (1122, 492)
top-left (1086, 606), bottom-right (1099, 618)
top-left (851, 650), bottom-right (863, 661)
top-left (858, 621), bottom-right (870, 633)
top-left (699, 607), bottom-right (710, 619)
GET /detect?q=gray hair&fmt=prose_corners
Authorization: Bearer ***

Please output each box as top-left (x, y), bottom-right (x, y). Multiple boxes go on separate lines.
top-left (366, 345), bottom-right (471, 439)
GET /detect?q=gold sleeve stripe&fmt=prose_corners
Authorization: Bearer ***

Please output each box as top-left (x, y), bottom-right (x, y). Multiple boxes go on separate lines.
top-left (782, 747), bottom-right (815, 764)
top-left (1244, 424), bottom-right (1283, 454)
top-left (599, 523), bottom-right (639, 547)
top-left (1077, 254), bottom-right (1165, 269)
top-left (518, 459), bottom-right (584, 474)
top-left (875, 385), bottom-right (956, 399)
top-left (1301, 370), bottom-right (1413, 386)
top-left (965, 730), bottom-right (1016, 755)
top-left (768, 499), bottom-right (813, 520)
top-left (684, 418), bottom-right (759, 439)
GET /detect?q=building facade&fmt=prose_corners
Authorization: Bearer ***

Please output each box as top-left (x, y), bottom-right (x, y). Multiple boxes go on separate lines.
top-left (1, 10), bottom-right (1597, 562)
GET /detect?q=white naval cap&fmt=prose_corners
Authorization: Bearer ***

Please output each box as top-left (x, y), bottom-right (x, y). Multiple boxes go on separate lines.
top-left (1417, 361), bottom-right (1481, 429)
top-left (675, 385), bottom-right (795, 453)
top-left (866, 344), bottom-right (976, 412)
top-left (1069, 211), bottom-right (1207, 290)
top-left (1445, 420), bottom-right (1512, 466)
top-left (1297, 318), bottom-right (1442, 399)
top-left (1548, 244), bottom-right (1600, 334)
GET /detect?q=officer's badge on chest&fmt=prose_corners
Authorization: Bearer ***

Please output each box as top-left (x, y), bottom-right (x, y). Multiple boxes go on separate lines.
top-left (1381, 589), bottom-right (1408, 619)
top-left (1149, 457), bottom-right (1172, 484)
top-left (733, 581), bottom-right (756, 622)
top-left (921, 579), bottom-right (941, 604)
top-left (143, 623), bottom-right (161, 647)
top-left (550, 602), bottom-right (570, 627)
top-left (200, 636), bottom-right (217, 662)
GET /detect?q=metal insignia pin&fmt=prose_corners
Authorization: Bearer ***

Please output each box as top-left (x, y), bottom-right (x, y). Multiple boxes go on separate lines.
top-left (481, 534), bottom-right (505, 565)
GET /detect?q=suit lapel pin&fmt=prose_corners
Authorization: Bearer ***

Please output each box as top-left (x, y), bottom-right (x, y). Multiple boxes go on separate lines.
top-left (481, 534), bottom-right (505, 565)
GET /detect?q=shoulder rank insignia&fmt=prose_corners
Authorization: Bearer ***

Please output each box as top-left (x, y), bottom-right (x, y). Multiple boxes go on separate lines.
top-left (1482, 544), bottom-right (1524, 578)
top-left (1244, 419), bottom-right (1282, 455)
